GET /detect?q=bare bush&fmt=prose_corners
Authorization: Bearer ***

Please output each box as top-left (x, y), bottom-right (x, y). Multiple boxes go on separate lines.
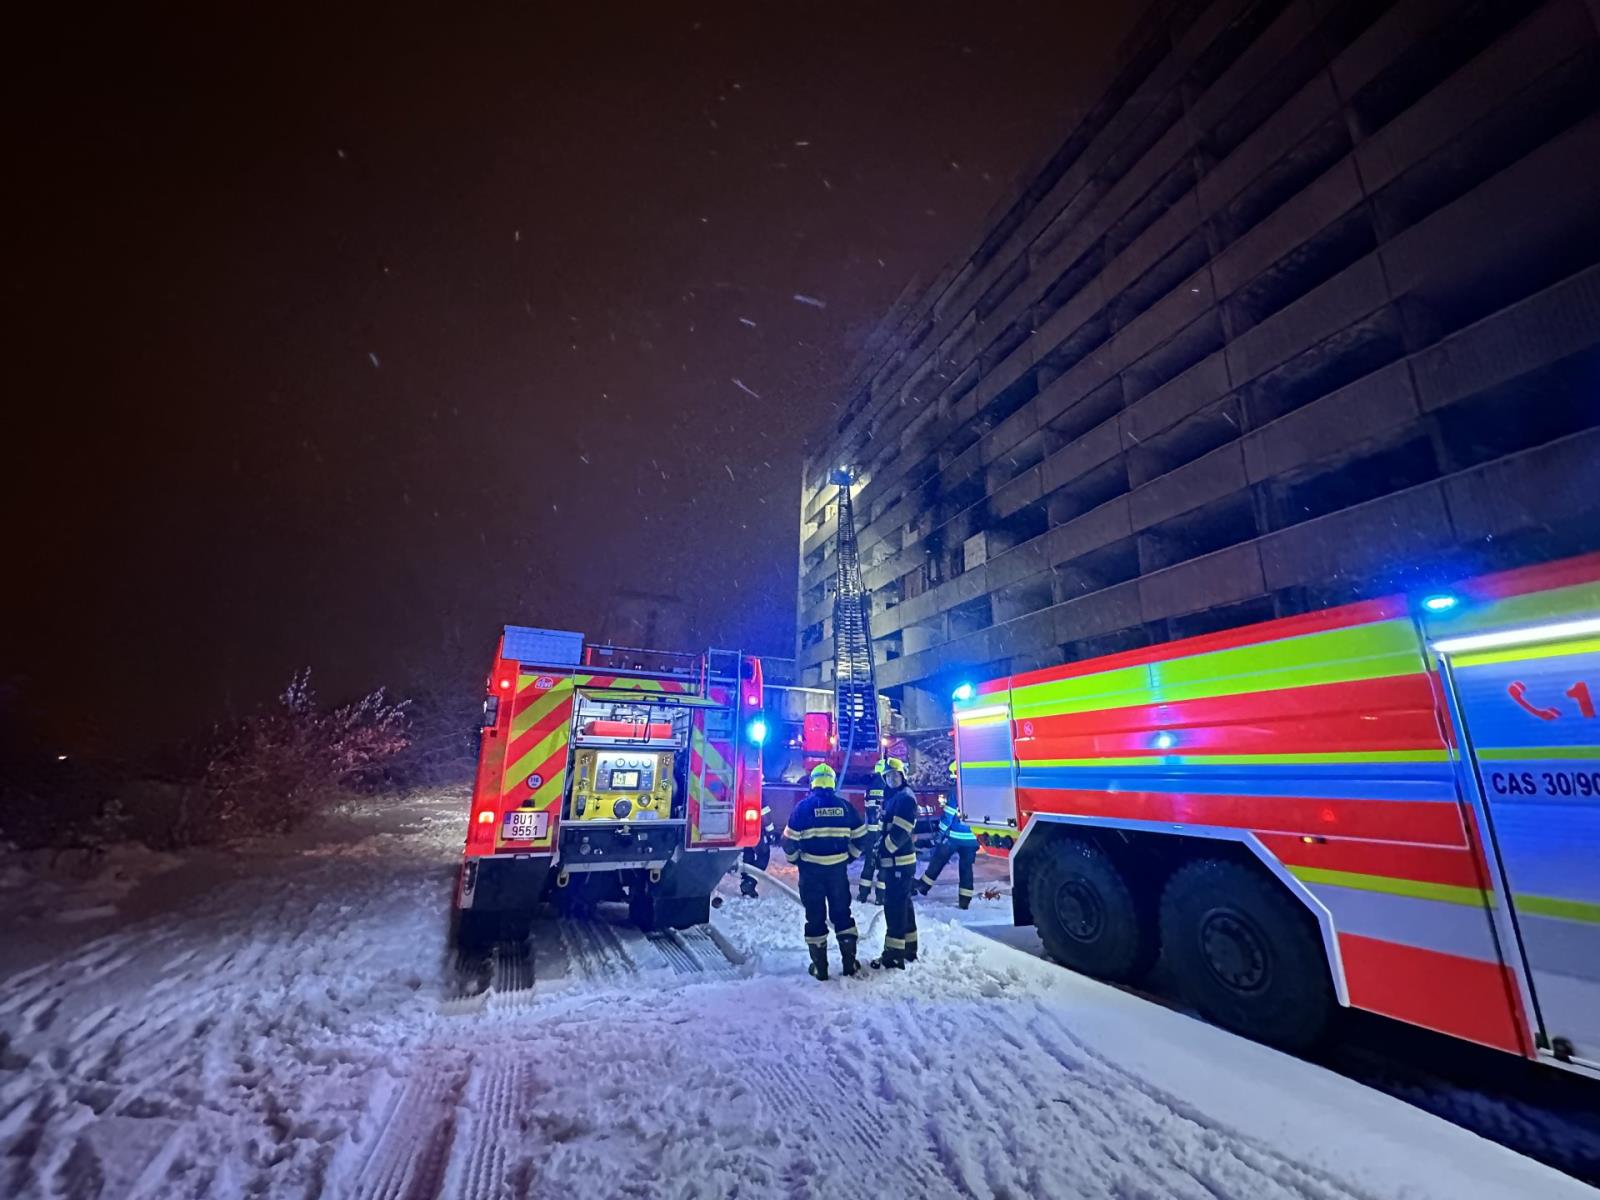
top-left (199, 670), bottom-right (411, 837)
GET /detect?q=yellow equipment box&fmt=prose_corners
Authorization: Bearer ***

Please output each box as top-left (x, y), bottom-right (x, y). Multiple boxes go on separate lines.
top-left (570, 748), bottom-right (675, 821)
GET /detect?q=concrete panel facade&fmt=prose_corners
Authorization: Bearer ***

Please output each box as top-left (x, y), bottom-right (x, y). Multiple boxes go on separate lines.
top-left (796, 0), bottom-right (1600, 727)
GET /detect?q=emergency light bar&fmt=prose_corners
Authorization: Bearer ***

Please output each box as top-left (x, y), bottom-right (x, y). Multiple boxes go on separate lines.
top-left (1432, 616), bottom-right (1600, 655)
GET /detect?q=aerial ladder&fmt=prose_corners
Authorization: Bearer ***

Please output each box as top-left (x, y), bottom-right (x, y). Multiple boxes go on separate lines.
top-left (830, 468), bottom-right (881, 782)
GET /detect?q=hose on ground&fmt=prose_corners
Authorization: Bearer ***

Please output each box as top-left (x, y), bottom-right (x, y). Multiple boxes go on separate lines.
top-left (736, 861), bottom-right (888, 937)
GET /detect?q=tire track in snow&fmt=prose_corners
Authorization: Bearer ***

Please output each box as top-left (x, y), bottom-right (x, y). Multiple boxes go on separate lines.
top-left (446, 1059), bottom-right (528, 1200)
top-left (351, 1065), bottom-right (469, 1200)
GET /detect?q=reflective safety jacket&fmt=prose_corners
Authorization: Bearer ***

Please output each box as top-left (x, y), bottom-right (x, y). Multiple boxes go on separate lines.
top-left (938, 797), bottom-right (977, 844)
top-left (782, 787), bottom-right (869, 868)
top-left (864, 777), bottom-right (886, 821)
top-left (878, 784), bottom-right (920, 870)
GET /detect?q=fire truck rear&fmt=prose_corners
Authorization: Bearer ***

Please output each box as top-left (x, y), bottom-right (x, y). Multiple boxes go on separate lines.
top-left (454, 626), bottom-right (765, 947)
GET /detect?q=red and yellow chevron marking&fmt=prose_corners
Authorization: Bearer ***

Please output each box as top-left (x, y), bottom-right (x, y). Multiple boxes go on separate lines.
top-left (499, 675), bottom-right (575, 848)
top-left (573, 673), bottom-right (696, 694)
top-left (688, 726), bottom-right (736, 842)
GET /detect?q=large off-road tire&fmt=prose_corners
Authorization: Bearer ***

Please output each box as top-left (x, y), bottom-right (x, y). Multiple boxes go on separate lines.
top-left (1160, 858), bottom-right (1335, 1052)
top-left (452, 907), bottom-right (500, 953)
top-left (1029, 837), bottom-right (1156, 982)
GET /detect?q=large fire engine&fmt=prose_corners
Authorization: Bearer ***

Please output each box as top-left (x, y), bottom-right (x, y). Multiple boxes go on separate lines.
top-left (953, 553), bottom-right (1600, 1076)
top-left (454, 627), bottom-right (764, 946)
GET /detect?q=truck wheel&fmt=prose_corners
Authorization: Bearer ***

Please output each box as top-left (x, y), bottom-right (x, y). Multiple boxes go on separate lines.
top-left (1160, 858), bottom-right (1334, 1052)
top-left (453, 908), bottom-right (498, 953)
top-left (1030, 837), bottom-right (1155, 982)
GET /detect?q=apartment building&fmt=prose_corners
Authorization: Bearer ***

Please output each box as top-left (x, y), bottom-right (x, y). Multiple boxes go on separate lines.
top-left (796, 0), bottom-right (1600, 729)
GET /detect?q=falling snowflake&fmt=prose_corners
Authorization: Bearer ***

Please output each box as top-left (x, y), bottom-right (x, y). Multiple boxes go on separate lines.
top-left (725, 465), bottom-right (736, 481)
top-left (793, 294), bottom-right (826, 309)
top-left (739, 317), bottom-right (756, 327)
top-left (368, 352), bottom-right (381, 368)
top-left (732, 378), bottom-right (762, 400)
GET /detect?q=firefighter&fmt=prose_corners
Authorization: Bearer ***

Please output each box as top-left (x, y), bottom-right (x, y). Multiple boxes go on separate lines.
top-left (739, 800), bottom-right (777, 897)
top-left (917, 762), bottom-right (979, 909)
top-left (871, 757), bottom-right (921, 969)
top-left (855, 759), bottom-right (889, 904)
top-left (782, 762), bottom-right (869, 979)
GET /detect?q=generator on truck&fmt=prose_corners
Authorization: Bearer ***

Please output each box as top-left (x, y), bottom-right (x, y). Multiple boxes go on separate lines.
top-left (454, 626), bottom-right (765, 946)
top-left (953, 552), bottom-right (1600, 1076)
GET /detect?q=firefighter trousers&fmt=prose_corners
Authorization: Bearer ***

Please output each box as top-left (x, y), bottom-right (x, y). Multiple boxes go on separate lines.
top-left (879, 867), bottom-right (919, 964)
top-left (740, 840), bottom-right (770, 896)
top-left (856, 839), bottom-right (883, 899)
top-left (918, 840), bottom-right (978, 907)
top-left (798, 864), bottom-right (858, 953)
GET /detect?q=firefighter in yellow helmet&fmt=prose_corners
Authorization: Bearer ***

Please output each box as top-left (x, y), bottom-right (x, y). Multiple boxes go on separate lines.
top-left (855, 758), bottom-right (889, 904)
top-left (871, 757), bottom-right (921, 969)
top-left (781, 762), bottom-right (870, 979)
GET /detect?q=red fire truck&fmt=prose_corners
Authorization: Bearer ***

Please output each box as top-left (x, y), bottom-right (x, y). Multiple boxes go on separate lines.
top-left (953, 553), bottom-right (1600, 1075)
top-left (454, 627), bottom-right (765, 946)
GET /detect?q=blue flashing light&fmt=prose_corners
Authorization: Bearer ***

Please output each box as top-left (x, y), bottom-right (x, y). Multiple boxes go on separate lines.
top-left (746, 717), bottom-right (768, 746)
top-left (1422, 593), bottom-right (1460, 613)
top-left (952, 682), bottom-right (977, 703)
top-left (1152, 731), bottom-right (1177, 751)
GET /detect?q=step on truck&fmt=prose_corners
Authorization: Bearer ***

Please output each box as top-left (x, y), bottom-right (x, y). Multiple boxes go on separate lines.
top-left (953, 552), bottom-right (1600, 1077)
top-left (454, 627), bottom-right (765, 946)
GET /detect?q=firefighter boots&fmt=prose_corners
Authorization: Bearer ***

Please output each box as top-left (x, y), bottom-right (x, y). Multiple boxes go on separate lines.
top-left (840, 936), bottom-right (860, 977)
top-left (808, 945), bottom-right (830, 981)
top-left (870, 953), bottom-right (905, 971)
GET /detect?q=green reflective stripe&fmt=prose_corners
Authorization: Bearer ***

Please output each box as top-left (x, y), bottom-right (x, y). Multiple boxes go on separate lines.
top-left (1011, 618), bottom-right (1424, 719)
top-left (1024, 749), bottom-right (1450, 767)
top-left (1430, 580), bottom-right (1600, 646)
top-left (904, 930), bottom-right (918, 941)
top-left (919, 874), bottom-right (936, 886)
top-left (890, 853), bottom-right (917, 866)
top-left (959, 888), bottom-right (975, 897)
top-left (792, 826), bottom-right (856, 839)
top-left (1514, 893), bottom-right (1600, 925)
top-left (805, 934), bottom-right (828, 946)
top-left (836, 925), bottom-right (859, 938)
top-left (884, 937), bottom-right (905, 949)
top-left (802, 852), bottom-right (849, 866)
top-left (949, 831), bottom-right (978, 841)
top-left (892, 816), bottom-right (916, 832)
top-left (1452, 634), bottom-right (1600, 668)
top-left (1290, 865), bottom-right (1489, 908)
top-left (1477, 746), bottom-right (1600, 761)
top-left (960, 760), bottom-right (1010, 769)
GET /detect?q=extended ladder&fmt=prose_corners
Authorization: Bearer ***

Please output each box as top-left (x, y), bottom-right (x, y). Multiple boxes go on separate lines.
top-left (830, 468), bottom-right (879, 767)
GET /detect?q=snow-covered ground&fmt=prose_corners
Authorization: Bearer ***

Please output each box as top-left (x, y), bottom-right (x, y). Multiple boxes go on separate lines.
top-left (1, 788), bottom-right (1594, 1200)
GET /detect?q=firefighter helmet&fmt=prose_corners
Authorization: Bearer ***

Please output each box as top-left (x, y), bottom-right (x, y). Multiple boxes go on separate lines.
top-left (809, 762), bottom-right (838, 788)
top-left (883, 756), bottom-right (907, 775)
top-left (949, 761), bottom-right (958, 779)
top-left (873, 758), bottom-right (889, 775)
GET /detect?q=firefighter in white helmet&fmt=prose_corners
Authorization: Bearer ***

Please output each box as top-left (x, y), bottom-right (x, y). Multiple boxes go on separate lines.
top-left (855, 758), bottom-right (889, 904)
top-left (782, 762), bottom-right (870, 979)
top-left (871, 757), bottom-right (921, 969)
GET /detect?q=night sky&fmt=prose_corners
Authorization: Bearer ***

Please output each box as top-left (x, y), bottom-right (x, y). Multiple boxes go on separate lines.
top-left (6, 3), bottom-right (1136, 754)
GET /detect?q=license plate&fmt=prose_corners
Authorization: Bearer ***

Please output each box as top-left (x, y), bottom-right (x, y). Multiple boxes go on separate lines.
top-left (502, 810), bottom-right (548, 841)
